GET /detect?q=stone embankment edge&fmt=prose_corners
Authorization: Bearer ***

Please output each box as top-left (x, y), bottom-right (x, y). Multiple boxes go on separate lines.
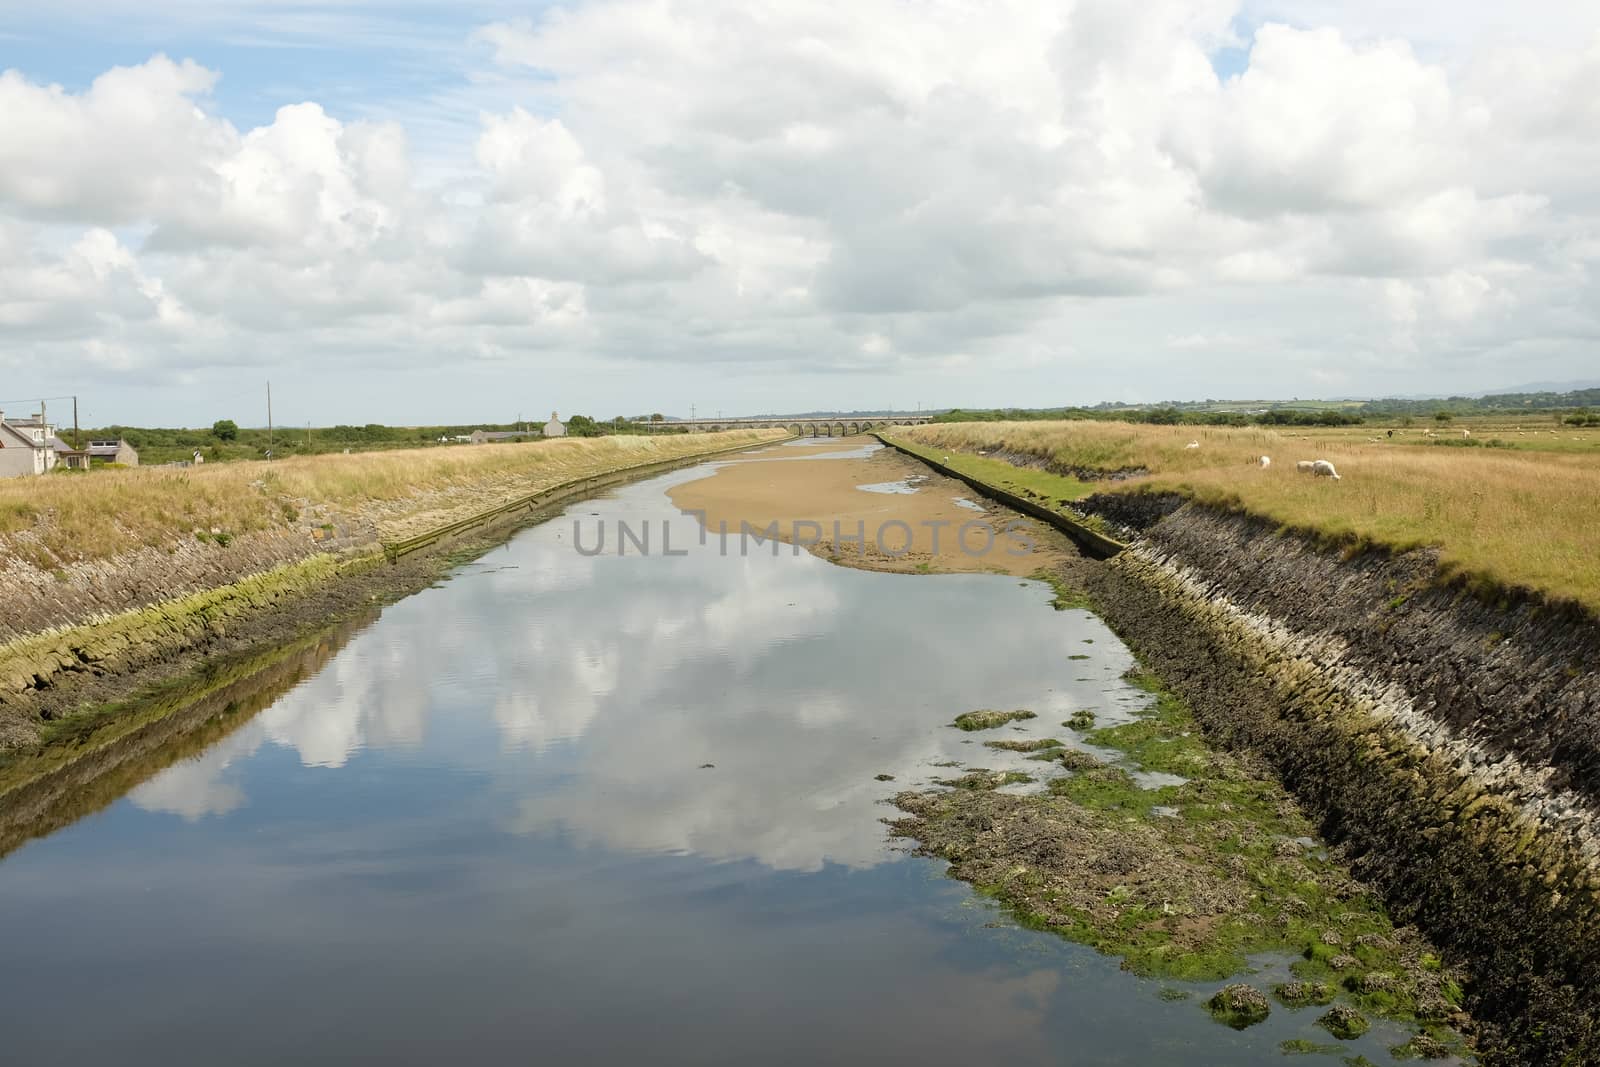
top-left (870, 431), bottom-right (1126, 559)
top-left (0, 432), bottom-right (786, 740)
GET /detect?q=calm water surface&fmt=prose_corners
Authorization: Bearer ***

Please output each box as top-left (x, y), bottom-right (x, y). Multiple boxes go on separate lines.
top-left (0, 459), bottom-right (1409, 1063)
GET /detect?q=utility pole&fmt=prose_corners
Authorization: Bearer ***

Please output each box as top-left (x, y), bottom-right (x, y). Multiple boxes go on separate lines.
top-left (267, 380), bottom-right (274, 460)
top-left (73, 395), bottom-right (80, 450)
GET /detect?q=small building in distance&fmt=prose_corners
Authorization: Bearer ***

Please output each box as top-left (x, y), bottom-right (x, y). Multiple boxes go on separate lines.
top-left (50, 437), bottom-right (91, 470)
top-left (86, 438), bottom-right (139, 466)
top-left (469, 429), bottom-right (537, 445)
top-left (544, 412), bottom-right (566, 438)
top-left (0, 410), bottom-right (60, 477)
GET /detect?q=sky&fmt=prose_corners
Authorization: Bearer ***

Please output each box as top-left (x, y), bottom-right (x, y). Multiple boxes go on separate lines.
top-left (2, 1), bottom-right (1598, 427)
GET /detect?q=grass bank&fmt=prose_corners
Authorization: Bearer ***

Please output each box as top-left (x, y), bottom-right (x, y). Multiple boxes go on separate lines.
top-left (891, 420), bottom-right (1600, 612)
top-left (0, 429), bottom-right (788, 569)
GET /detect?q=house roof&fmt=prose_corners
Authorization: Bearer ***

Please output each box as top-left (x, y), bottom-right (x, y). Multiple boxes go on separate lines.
top-left (0, 422), bottom-right (49, 449)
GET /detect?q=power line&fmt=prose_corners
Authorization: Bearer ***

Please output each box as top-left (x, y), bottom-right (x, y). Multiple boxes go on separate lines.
top-left (0, 394), bottom-right (77, 406)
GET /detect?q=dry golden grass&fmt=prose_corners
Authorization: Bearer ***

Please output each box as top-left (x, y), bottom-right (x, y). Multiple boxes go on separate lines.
top-left (897, 421), bottom-right (1600, 611)
top-left (0, 430), bottom-right (786, 567)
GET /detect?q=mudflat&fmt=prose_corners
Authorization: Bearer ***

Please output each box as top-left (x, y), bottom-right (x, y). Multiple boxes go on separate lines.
top-left (667, 437), bottom-right (1074, 576)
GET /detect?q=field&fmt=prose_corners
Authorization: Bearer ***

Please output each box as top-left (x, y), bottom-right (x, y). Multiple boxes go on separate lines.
top-left (0, 429), bottom-right (786, 569)
top-left (891, 418), bottom-right (1600, 612)
top-left (77, 417), bottom-right (684, 466)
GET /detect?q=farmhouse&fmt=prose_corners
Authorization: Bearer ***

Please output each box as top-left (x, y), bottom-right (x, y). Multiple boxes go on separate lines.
top-left (544, 412), bottom-right (566, 438)
top-left (468, 429), bottom-right (537, 444)
top-left (85, 439), bottom-right (139, 466)
top-left (0, 411), bottom-right (59, 478)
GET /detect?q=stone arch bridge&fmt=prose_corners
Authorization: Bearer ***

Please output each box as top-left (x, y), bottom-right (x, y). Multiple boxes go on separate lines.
top-left (653, 416), bottom-right (933, 437)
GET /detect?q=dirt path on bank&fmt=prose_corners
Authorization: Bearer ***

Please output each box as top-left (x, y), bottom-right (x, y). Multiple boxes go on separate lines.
top-left (667, 437), bottom-right (1077, 576)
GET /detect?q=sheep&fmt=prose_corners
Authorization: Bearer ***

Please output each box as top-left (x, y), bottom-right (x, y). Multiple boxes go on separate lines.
top-left (1185, 440), bottom-right (1200, 449)
top-left (1295, 460), bottom-right (1315, 474)
top-left (1462, 429), bottom-right (1471, 438)
top-left (1257, 455), bottom-right (1271, 467)
top-left (1311, 459), bottom-right (1341, 480)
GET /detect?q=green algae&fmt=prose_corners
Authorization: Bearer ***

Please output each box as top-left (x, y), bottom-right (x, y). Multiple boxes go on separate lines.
top-left (952, 709), bottom-right (1037, 731)
top-left (934, 769), bottom-right (1035, 791)
top-left (1319, 1004), bottom-right (1371, 1040)
top-left (1207, 984), bottom-right (1270, 1029)
top-left (1031, 568), bottom-right (1092, 611)
top-left (892, 666), bottom-right (1471, 1055)
top-left (983, 738), bottom-right (1064, 753)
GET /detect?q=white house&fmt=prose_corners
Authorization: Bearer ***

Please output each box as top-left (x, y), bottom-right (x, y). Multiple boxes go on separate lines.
top-left (544, 411), bottom-right (567, 438)
top-left (0, 411), bottom-right (60, 478)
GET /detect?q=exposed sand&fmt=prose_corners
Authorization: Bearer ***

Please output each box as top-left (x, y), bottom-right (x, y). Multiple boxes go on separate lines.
top-left (667, 437), bottom-right (1077, 575)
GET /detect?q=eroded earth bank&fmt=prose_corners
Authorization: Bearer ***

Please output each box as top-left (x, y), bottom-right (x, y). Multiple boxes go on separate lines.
top-left (1060, 499), bottom-right (1600, 1066)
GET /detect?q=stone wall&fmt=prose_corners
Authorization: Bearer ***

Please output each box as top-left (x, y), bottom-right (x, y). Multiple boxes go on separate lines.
top-left (1075, 503), bottom-right (1600, 1064)
top-left (0, 519), bottom-right (373, 646)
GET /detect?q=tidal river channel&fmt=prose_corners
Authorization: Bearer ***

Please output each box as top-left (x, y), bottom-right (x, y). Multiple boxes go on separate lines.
top-left (0, 440), bottom-right (1411, 1064)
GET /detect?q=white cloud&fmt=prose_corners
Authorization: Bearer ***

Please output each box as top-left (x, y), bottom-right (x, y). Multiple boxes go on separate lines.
top-left (2, 4), bottom-right (1599, 419)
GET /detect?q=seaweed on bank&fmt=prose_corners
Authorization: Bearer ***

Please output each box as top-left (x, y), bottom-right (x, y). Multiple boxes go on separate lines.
top-left (983, 738), bottom-right (1063, 753)
top-left (933, 769), bottom-right (1035, 791)
top-left (952, 709), bottom-right (1037, 731)
top-left (1031, 568), bottom-right (1092, 611)
top-left (891, 669), bottom-right (1472, 1057)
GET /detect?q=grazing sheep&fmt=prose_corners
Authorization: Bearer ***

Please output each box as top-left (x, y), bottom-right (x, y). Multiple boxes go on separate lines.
top-left (1462, 429), bottom-right (1471, 438)
top-left (1295, 460), bottom-right (1315, 474)
top-left (1257, 455), bottom-right (1271, 467)
top-left (1386, 429), bottom-right (1393, 438)
top-left (1311, 460), bottom-right (1341, 480)
top-left (1185, 440), bottom-right (1200, 449)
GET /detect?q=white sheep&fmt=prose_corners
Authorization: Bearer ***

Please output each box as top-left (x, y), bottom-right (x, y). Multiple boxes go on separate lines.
top-left (1257, 455), bottom-right (1271, 467)
top-left (1185, 440), bottom-right (1200, 449)
top-left (1462, 429), bottom-right (1471, 438)
top-left (1295, 460), bottom-right (1315, 474)
top-left (1311, 459), bottom-right (1341, 480)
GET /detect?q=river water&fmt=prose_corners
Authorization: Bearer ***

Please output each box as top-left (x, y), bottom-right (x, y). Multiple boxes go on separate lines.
top-left (0, 454), bottom-right (1410, 1063)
